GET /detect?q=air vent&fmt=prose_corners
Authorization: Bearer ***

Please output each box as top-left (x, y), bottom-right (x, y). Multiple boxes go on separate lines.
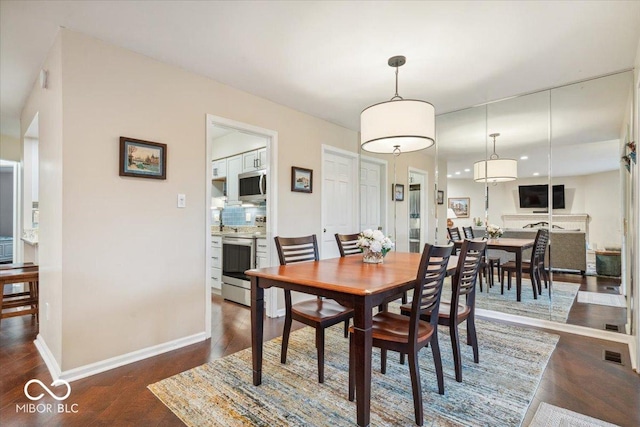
top-left (605, 286), bottom-right (619, 291)
top-left (603, 350), bottom-right (623, 365)
top-left (604, 323), bottom-right (620, 332)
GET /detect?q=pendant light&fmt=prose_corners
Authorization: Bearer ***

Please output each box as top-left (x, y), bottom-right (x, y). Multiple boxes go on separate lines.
top-left (360, 56), bottom-right (435, 154)
top-left (474, 133), bottom-right (517, 183)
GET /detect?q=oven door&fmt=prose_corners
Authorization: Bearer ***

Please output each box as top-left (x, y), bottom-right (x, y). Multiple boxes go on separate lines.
top-left (222, 237), bottom-right (255, 284)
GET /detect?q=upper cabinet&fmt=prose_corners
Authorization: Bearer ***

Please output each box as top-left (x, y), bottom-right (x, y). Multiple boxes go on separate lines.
top-left (212, 159), bottom-right (227, 179)
top-left (242, 148), bottom-right (267, 172)
top-left (226, 155), bottom-right (242, 203)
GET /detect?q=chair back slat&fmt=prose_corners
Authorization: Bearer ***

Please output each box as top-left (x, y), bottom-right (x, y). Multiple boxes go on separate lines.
top-left (447, 227), bottom-right (462, 242)
top-left (451, 239), bottom-right (487, 313)
top-left (533, 228), bottom-right (550, 265)
top-left (409, 244), bottom-right (454, 341)
top-left (335, 233), bottom-right (362, 257)
top-left (274, 235), bottom-right (319, 265)
top-left (462, 226), bottom-right (474, 239)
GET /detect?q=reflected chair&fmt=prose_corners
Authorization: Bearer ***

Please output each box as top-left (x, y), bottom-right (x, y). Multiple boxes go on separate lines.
top-left (348, 243), bottom-right (453, 426)
top-left (401, 239), bottom-right (486, 383)
top-left (334, 233), bottom-right (361, 256)
top-left (462, 226), bottom-right (501, 291)
top-left (501, 228), bottom-right (550, 299)
top-left (274, 235), bottom-right (353, 383)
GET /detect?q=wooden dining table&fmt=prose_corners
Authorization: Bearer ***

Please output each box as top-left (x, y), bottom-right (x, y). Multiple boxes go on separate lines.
top-left (246, 251), bottom-right (458, 427)
top-left (453, 238), bottom-right (535, 301)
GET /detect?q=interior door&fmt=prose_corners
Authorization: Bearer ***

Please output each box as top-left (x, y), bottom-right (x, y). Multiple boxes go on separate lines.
top-left (360, 158), bottom-right (384, 232)
top-left (322, 149), bottom-right (357, 258)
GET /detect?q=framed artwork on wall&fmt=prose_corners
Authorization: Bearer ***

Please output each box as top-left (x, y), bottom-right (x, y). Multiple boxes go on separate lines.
top-left (448, 197), bottom-right (470, 218)
top-left (392, 183), bottom-right (404, 201)
top-left (119, 137), bottom-right (167, 179)
top-left (291, 166), bottom-right (313, 193)
top-left (437, 190), bottom-right (444, 205)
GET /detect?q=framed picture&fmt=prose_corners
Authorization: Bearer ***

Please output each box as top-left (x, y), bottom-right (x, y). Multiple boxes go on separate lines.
top-left (448, 197), bottom-right (470, 218)
top-left (291, 166), bottom-right (313, 193)
top-left (437, 190), bottom-right (444, 205)
top-left (392, 183), bottom-right (404, 201)
top-left (119, 137), bottom-right (167, 179)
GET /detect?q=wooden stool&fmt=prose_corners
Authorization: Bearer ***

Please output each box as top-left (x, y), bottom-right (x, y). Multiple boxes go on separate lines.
top-left (0, 264), bottom-right (39, 327)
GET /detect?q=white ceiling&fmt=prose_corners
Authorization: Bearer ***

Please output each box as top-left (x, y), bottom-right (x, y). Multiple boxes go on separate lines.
top-left (1, 1), bottom-right (639, 175)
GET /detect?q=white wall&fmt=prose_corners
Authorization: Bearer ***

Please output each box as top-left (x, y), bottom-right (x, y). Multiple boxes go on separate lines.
top-left (23, 29), bottom-right (359, 373)
top-left (447, 170), bottom-right (621, 248)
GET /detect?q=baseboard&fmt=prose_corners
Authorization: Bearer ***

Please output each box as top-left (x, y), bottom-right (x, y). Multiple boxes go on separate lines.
top-left (36, 332), bottom-right (207, 383)
top-left (477, 308), bottom-right (637, 371)
top-left (34, 334), bottom-right (62, 380)
top-left (275, 308), bottom-right (286, 318)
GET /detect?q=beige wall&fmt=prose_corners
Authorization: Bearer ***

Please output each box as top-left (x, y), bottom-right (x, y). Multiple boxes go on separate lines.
top-left (24, 29), bottom-right (359, 372)
top-left (447, 170), bottom-right (622, 248)
top-left (0, 133), bottom-right (21, 161)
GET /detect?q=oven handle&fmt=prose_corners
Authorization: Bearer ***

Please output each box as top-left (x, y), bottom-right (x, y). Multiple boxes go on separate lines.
top-left (222, 238), bottom-right (255, 247)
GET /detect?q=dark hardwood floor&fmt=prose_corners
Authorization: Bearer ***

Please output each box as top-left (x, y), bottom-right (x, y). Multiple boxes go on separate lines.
top-left (1, 281), bottom-right (639, 426)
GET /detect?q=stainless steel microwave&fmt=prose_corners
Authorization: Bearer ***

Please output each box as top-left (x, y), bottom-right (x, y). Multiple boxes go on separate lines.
top-left (238, 170), bottom-right (267, 202)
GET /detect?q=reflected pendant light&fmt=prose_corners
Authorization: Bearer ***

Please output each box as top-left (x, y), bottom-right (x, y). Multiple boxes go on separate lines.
top-left (473, 133), bottom-right (517, 182)
top-left (360, 56), bottom-right (435, 154)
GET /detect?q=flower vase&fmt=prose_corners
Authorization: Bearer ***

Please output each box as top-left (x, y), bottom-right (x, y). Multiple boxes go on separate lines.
top-left (362, 248), bottom-right (384, 264)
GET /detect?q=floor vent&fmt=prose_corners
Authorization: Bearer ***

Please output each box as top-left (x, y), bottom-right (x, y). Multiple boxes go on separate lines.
top-left (603, 350), bottom-right (623, 365)
top-left (604, 323), bottom-right (620, 332)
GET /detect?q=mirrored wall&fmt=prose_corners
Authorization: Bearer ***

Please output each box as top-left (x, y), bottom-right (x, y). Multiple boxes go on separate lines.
top-left (433, 70), bottom-right (634, 334)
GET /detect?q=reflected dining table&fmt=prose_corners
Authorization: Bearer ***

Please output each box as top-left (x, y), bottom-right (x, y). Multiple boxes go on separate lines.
top-left (246, 251), bottom-right (458, 427)
top-left (453, 238), bottom-right (535, 302)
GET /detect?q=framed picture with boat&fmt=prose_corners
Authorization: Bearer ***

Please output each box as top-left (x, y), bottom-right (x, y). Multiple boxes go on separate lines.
top-left (291, 166), bottom-right (313, 193)
top-left (119, 137), bottom-right (167, 179)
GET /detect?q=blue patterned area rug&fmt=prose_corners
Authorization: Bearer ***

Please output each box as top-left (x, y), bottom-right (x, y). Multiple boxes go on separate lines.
top-left (149, 319), bottom-right (558, 426)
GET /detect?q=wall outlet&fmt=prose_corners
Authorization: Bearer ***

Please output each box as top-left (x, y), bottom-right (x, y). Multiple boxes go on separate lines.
top-left (177, 194), bottom-right (186, 208)
top-left (245, 212), bottom-right (251, 222)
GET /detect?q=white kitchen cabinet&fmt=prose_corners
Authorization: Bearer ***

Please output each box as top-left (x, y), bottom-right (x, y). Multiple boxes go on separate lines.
top-left (226, 155), bottom-right (242, 203)
top-left (255, 237), bottom-right (268, 269)
top-left (212, 159), bottom-right (227, 179)
top-left (211, 235), bottom-right (223, 290)
top-left (241, 148), bottom-right (267, 172)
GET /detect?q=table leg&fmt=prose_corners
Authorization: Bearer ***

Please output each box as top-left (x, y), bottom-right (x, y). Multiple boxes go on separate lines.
top-left (352, 298), bottom-right (373, 427)
top-left (251, 277), bottom-right (264, 386)
top-left (516, 250), bottom-right (522, 302)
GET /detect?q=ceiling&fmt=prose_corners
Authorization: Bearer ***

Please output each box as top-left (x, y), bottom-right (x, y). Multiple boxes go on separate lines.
top-left (1, 1), bottom-right (639, 175)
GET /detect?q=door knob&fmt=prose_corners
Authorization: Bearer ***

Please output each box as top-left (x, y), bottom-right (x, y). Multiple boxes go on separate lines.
top-left (323, 228), bottom-right (326, 233)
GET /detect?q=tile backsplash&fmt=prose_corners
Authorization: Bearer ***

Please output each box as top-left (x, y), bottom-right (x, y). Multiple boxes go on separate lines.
top-left (214, 205), bottom-right (266, 226)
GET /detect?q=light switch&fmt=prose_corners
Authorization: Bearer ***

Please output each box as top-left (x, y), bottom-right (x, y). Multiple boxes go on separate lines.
top-left (245, 212), bottom-right (251, 222)
top-left (177, 194), bottom-right (186, 208)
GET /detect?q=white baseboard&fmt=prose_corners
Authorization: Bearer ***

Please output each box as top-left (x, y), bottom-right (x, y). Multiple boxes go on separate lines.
top-left (35, 332), bottom-right (207, 383)
top-left (477, 308), bottom-right (637, 371)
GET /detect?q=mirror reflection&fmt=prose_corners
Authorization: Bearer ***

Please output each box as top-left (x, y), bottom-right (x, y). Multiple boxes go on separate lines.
top-left (434, 70), bottom-right (633, 335)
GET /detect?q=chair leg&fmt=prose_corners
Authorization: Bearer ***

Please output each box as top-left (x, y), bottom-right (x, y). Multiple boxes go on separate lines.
top-left (430, 332), bottom-right (445, 395)
top-left (507, 271), bottom-right (512, 291)
top-left (500, 269), bottom-right (505, 294)
top-left (316, 327), bottom-right (325, 383)
top-left (402, 291), bottom-right (408, 304)
top-left (450, 324), bottom-right (463, 383)
top-left (467, 317), bottom-right (479, 364)
top-left (281, 292), bottom-right (293, 364)
top-left (343, 319), bottom-right (349, 338)
top-left (399, 353), bottom-right (405, 365)
top-left (348, 333), bottom-right (355, 402)
top-left (408, 352), bottom-right (424, 426)
top-left (380, 349), bottom-right (387, 374)
top-left (478, 269), bottom-right (483, 293)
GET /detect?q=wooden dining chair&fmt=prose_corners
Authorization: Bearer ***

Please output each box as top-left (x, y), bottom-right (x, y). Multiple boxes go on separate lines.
top-left (462, 226), bottom-right (500, 292)
top-left (401, 239), bottom-right (486, 383)
top-left (274, 235), bottom-right (354, 384)
top-left (348, 243), bottom-right (453, 426)
top-left (501, 228), bottom-right (550, 298)
top-left (447, 227), bottom-right (462, 242)
top-left (334, 233), bottom-right (361, 256)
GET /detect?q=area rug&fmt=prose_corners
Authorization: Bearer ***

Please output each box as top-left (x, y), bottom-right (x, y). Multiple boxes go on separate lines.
top-left (577, 291), bottom-right (626, 308)
top-left (529, 402), bottom-right (619, 426)
top-left (149, 319), bottom-right (559, 426)
top-left (445, 279), bottom-right (579, 323)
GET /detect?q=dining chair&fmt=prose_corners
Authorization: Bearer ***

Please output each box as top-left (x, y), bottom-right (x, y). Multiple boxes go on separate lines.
top-left (348, 243), bottom-right (453, 426)
top-left (447, 227), bottom-right (462, 242)
top-left (401, 239), bottom-right (486, 383)
top-left (334, 233), bottom-right (361, 256)
top-left (501, 228), bottom-right (550, 298)
top-left (274, 235), bottom-right (354, 384)
top-left (462, 226), bottom-right (501, 292)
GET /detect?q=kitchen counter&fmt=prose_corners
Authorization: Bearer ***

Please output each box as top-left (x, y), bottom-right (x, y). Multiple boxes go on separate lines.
top-left (212, 227), bottom-right (265, 237)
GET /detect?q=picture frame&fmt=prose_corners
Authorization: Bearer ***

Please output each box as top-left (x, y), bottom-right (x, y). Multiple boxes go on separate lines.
top-left (119, 137), bottom-right (167, 179)
top-left (437, 190), bottom-right (444, 205)
top-left (291, 166), bottom-right (313, 193)
top-left (392, 183), bottom-right (404, 201)
top-left (448, 197), bottom-right (470, 218)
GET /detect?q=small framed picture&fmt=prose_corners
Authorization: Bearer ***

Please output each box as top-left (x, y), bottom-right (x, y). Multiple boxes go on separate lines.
top-left (291, 166), bottom-right (313, 193)
top-left (448, 197), bottom-right (470, 218)
top-left (119, 137), bottom-right (167, 179)
top-left (392, 183), bottom-right (404, 201)
top-left (437, 190), bottom-right (444, 205)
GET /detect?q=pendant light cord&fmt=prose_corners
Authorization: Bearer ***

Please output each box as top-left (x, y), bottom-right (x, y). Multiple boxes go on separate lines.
top-left (391, 65), bottom-right (403, 101)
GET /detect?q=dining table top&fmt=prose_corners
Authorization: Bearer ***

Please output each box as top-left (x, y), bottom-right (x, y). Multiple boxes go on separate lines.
top-left (246, 251), bottom-right (459, 296)
top-left (453, 237), bottom-right (535, 250)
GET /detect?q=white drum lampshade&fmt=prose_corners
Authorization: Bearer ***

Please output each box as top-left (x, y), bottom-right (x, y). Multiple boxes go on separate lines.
top-left (473, 158), bottom-right (518, 183)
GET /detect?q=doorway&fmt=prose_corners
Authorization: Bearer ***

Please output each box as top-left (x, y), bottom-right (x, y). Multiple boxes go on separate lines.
top-left (408, 168), bottom-right (427, 253)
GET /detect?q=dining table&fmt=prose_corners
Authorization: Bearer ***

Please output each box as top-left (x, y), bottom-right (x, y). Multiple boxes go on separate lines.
top-left (246, 251), bottom-right (458, 427)
top-left (453, 238), bottom-right (535, 301)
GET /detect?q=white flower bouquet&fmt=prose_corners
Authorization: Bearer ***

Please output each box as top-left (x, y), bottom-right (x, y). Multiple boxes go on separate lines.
top-left (486, 224), bottom-right (503, 239)
top-left (357, 229), bottom-right (394, 263)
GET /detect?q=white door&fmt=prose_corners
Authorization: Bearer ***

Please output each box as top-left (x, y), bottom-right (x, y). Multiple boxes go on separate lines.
top-left (322, 148), bottom-right (357, 258)
top-left (360, 159), bottom-right (385, 233)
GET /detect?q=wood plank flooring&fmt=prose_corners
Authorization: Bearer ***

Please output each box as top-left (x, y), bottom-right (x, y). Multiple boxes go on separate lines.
top-left (1, 278), bottom-right (639, 426)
